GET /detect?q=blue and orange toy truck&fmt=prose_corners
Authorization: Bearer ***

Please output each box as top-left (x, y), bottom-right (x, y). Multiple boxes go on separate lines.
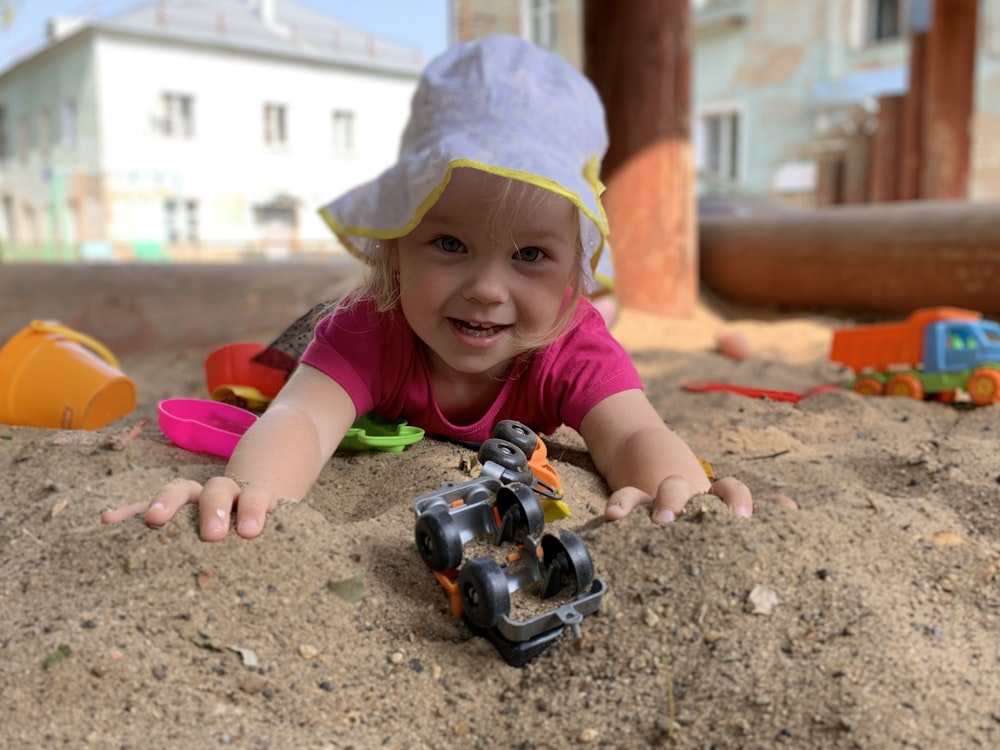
top-left (830, 307), bottom-right (1000, 405)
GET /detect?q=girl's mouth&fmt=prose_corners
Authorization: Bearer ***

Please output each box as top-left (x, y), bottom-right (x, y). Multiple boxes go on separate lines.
top-left (449, 318), bottom-right (509, 338)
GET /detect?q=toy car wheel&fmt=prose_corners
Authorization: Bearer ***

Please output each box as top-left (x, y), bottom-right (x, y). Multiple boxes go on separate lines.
top-left (458, 557), bottom-right (511, 628)
top-left (414, 507), bottom-right (463, 572)
top-left (478, 438), bottom-right (527, 470)
top-left (851, 376), bottom-right (884, 396)
top-left (492, 420), bottom-right (539, 455)
top-left (885, 373), bottom-right (924, 400)
top-left (478, 438), bottom-right (534, 484)
top-left (539, 530), bottom-right (595, 600)
top-left (493, 482), bottom-right (545, 544)
top-left (967, 367), bottom-right (1000, 405)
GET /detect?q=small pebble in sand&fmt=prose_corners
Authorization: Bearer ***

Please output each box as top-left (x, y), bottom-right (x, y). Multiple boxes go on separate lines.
top-left (716, 331), bottom-right (753, 360)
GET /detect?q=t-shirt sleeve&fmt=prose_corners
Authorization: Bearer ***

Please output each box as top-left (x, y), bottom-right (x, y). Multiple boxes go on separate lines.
top-left (299, 302), bottom-right (394, 418)
top-left (541, 302), bottom-right (644, 431)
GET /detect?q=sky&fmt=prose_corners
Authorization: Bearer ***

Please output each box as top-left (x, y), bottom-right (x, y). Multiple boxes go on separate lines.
top-left (0, 0), bottom-right (450, 69)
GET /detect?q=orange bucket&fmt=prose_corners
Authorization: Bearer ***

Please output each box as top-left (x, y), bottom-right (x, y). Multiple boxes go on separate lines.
top-left (0, 320), bottom-right (137, 430)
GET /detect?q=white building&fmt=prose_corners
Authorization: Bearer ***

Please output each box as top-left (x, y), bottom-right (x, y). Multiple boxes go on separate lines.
top-left (0, 0), bottom-right (424, 261)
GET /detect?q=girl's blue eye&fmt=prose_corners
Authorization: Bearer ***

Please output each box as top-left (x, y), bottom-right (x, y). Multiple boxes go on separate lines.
top-left (515, 246), bottom-right (544, 262)
top-left (436, 236), bottom-right (464, 253)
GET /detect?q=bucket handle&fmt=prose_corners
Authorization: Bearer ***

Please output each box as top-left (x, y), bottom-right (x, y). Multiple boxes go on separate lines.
top-left (30, 320), bottom-right (122, 370)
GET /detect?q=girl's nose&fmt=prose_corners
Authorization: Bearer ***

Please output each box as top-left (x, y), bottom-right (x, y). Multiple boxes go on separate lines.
top-left (462, 256), bottom-right (510, 304)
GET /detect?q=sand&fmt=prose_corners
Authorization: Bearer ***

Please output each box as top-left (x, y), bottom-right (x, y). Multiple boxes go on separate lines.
top-left (2, 298), bottom-right (999, 749)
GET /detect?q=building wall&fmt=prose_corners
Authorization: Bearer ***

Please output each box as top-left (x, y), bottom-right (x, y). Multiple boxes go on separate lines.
top-left (451, 0), bottom-right (583, 68)
top-left (0, 22), bottom-right (419, 260)
top-left (93, 34), bottom-right (417, 249)
top-left (0, 31), bottom-right (100, 254)
top-left (454, 0), bottom-right (1000, 203)
top-left (972, 2), bottom-right (1000, 199)
top-left (693, 0), bottom-right (916, 201)
top-left (693, 0), bottom-right (1000, 202)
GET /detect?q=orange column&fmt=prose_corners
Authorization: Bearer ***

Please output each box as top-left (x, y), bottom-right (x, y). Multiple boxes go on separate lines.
top-left (898, 31), bottom-right (926, 201)
top-left (815, 157), bottom-right (845, 206)
top-left (919, 0), bottom-right (978, 199)
top-left (868, 94), bottom-right (903, 202)
top-left (841, 133), bottom-right (871, 204)
top-left (583, 0), bottom-right (697, 317)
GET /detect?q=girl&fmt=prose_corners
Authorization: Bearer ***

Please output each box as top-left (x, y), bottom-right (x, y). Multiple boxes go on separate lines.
top-left (103, 34), bottom-right (754, 541)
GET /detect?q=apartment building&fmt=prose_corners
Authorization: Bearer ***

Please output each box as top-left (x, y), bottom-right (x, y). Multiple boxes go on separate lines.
top-left (0, 0), bottom-right (423, 260)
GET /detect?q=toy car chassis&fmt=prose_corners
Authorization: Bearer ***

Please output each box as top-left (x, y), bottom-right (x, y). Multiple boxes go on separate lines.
top-left (412, 420), bottom-right (606, 667)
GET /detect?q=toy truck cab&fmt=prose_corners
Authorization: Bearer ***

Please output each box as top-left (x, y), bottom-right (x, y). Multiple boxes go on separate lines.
top-left (926, 318), bottom-right (1000, 373)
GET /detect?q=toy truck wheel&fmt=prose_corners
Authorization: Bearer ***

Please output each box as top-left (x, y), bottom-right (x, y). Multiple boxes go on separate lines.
top-left (967, 367), bottom-right (1000, 405)
top-left (415, 507), bottom-right (464, 572)
top-left (539, 530), bottom-right (595, 600)
top-left (458, 557), bottom-right (511, 628)
top-left (493, 483), bottom-right (545, 544)
top-left (478, 438), bottom-right (528, 471)
top-left (885, 373), bottom-right (924, 400)
top-left (492, 420), bottom-right (539, 454)
top-left (852, 376), bottom-right (884, 396)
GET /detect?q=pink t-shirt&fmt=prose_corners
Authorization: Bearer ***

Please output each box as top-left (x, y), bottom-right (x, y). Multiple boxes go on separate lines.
top-left (300, 297), bottom-right (643, 443)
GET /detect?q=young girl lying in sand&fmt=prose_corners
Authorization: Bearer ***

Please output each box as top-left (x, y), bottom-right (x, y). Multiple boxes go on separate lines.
top-left (102, 35), bottom-right (755, 541)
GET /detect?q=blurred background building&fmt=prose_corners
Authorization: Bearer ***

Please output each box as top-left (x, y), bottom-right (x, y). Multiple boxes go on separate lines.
top-left (0, 0), bottom-right (423, 261)
top-left (3, 0), bottom-right (998, 262)
top-left (452, 0), bottom-right (1000, 208)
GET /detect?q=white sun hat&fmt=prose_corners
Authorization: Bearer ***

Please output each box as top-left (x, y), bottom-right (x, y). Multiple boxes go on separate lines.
top-left (319, 34), bottom-right (612, 293)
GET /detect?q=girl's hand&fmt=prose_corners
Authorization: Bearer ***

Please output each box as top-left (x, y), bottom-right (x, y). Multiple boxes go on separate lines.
top-left (100, 476), bottom-right (280, 541)
top-left (604, 475), bottom-right (754, 525)
top-left (101, 365), bottom-right (356, 542)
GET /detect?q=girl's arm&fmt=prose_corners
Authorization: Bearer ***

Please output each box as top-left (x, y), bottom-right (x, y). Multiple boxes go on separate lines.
top-left (578, 389), bottom-right (753, 524)
top-left (101, 364), bottom-right (357, 540)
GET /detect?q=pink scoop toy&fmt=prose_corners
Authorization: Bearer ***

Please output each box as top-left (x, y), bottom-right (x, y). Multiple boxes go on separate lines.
top-left (157, 398), bottom-right (257, 458)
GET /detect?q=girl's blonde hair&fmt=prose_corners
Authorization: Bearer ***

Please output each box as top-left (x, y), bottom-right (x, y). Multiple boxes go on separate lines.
top-left (339, 177), bottom-right (586, 354)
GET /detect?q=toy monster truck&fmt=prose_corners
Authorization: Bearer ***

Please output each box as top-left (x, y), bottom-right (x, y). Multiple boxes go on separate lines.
top-left (412, 420), bottom-right (606, 666)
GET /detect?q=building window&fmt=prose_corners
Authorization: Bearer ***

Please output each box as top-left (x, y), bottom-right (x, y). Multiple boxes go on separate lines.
top-left (38, 106), bottom-right (51, 159)
top-left (263, 103), bottom-right (287, 145)
top-left (165, 198), bottom-right (199, 243)
top-left (867, 0), bottom-right (908, 43)
top-left (332, 109), bottom-right (355, 153)
top-left (160, 92), bottom-right (194, 138)
top-left (699, 110), bottom-right (741, 181)
top-left (61, 98), bottom-right (76, 148)
top-left (523, 0), bottom-right (556, 49)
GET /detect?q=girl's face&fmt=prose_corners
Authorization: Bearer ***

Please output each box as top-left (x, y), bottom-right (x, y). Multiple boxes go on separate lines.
top-left (395, 168), bottom-right (579, 382)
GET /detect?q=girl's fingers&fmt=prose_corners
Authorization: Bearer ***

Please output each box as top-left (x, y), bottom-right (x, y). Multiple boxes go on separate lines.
top-left (102, 476), bottom-right (279, 542)
top-left (146, 478), bottom-right (206, 525)
top-left (606, 476), bottom-right (692, 525)
top-left (604, 485), bottom-right (653, 521)
top-left (710, 476), bottom-right (754, 518)
top-left (198, 476), bottom-right (243, 541)
top-left (605, 476), bottom-right (767, 525)
top-left (650, 475), bottom-right (693, 525)
top-left (234, 485), bottom-right (277, 539)
top-left (100, 478), bottom-right (204, 527)
top-left (100, 500), bottom-right (154, 525)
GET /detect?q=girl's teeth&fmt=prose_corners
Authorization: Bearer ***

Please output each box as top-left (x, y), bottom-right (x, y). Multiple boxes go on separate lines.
top-left (458, 320), bottom-right (499, 336)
